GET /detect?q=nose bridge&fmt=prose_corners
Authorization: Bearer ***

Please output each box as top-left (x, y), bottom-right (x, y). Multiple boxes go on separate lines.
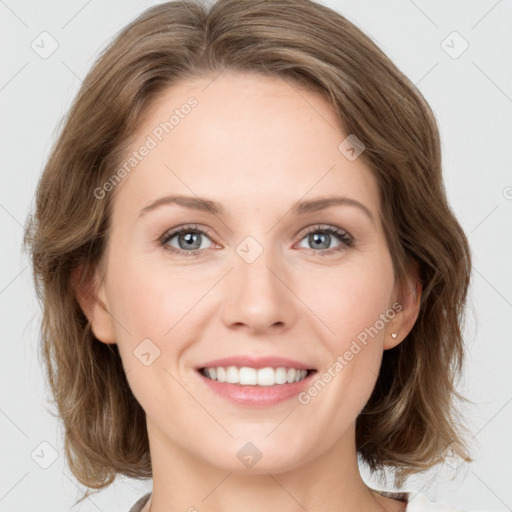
top-left (221, 235), bottom-right (295, 332)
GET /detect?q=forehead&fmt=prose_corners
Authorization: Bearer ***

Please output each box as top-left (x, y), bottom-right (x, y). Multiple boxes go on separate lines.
top-left (112, 70), bottom-right (380, 222)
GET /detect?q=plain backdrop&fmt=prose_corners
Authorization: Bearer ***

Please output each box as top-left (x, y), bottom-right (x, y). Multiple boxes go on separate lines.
top-left (1, 0), bottom-right (511, 511)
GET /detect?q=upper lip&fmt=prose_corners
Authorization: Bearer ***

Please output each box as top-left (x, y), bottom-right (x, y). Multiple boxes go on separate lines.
top-left (196, 356), bottom-right (315, 371)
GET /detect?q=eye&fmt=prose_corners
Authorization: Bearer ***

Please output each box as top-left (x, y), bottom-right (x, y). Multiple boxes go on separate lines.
top-left (296, 225), bottom-right (354, 255)
top-left (160, 224), bottom-right (214, 257)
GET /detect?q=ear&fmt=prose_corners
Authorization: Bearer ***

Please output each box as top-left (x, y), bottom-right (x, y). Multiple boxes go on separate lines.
top-left (72, 263), bottom-right (116, 344)
top-left (383, 261), bottom-right (422, 350)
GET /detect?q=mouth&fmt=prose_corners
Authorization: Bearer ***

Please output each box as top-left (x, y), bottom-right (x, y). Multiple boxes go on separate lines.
top-left (195, 365), bottom-right (318, 407)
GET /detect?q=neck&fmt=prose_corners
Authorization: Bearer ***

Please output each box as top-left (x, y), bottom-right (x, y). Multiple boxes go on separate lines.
top-left (143, 420), bottom-right (394, 512)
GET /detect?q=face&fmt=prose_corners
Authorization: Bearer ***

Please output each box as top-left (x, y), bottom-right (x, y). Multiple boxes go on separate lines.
top-left (87, 71), bottom-right (410, 475)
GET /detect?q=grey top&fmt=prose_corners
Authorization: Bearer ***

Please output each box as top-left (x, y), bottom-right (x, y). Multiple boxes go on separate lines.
top-left (129, 492), bottom-right (151, 512)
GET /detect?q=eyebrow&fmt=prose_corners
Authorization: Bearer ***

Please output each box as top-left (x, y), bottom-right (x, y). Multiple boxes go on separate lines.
top-left (138, 194), bottom-right (374, 224)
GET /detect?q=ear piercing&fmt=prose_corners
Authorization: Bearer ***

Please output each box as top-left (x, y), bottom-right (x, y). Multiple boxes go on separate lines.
top-left (391, 332), bottom-right (398, 339)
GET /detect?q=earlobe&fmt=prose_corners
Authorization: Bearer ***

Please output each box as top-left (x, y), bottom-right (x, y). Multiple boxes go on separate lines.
top-left (384, 265), bottom-right (422, 350)
top-left (72, 264), bottom-right (117, 344)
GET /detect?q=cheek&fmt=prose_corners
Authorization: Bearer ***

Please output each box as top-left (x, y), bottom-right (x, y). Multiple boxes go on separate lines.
top-left (105, 249), bottom-right (219, 369)
top-left (112, 270), bottom-right (172, 338)
top-left (105, 259), bottom-right (196, 415)
top-left (104, 250), bottom-right (180, 360)
top-left (300, 258), bottom-right (394, 407)
top-left (319, 264), bottom-right (394, 408)
top-left (307, 258), bottom-right (395, 346)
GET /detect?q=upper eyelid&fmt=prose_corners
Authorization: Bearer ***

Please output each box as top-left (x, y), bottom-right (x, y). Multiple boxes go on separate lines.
top-left (161, 224), bottom-right (212, 241)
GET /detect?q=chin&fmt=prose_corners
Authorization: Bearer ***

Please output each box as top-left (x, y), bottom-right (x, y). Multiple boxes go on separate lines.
top-left (199, 436), bottom-right (312, 475)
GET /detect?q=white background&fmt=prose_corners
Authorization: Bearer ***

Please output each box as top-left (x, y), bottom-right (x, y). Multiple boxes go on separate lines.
top-left (1, 0), bottom-right (511, 510)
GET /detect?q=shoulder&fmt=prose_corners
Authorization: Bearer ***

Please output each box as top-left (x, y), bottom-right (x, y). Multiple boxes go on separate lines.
top-left (128, 492), bottom-right (152, 512)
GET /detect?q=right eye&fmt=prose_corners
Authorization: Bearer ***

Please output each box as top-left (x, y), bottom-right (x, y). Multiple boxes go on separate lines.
top-left (160, 224), bottom-right (215, 257)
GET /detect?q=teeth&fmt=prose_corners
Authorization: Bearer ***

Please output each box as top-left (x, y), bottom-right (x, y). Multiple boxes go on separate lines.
top-left (216, 367), bottom-right (226, 383)
top-left (202, 366), bottom-right (309, 386)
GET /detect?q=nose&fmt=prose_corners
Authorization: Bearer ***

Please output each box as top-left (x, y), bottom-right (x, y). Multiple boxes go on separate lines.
top-left (221, 247), bottom-right (297, 335)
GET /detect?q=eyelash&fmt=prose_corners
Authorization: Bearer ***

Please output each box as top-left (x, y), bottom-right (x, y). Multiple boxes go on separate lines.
top-left (160, 223), bottom-right (354, 258)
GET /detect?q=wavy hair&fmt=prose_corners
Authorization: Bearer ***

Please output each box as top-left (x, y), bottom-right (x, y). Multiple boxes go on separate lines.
top-left (23, 0), bottom-right (473, 502)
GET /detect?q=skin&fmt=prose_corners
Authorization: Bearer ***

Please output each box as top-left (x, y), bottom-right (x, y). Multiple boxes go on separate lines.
top-left (78, 70), bottom-right (421, 512)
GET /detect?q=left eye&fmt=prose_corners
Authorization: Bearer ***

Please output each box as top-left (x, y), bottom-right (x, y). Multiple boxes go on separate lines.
top-left (296, 225), bottom-right (354, 254)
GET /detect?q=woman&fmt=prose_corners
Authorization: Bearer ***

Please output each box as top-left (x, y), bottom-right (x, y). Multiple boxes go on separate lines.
top-left (24, 1), bottom-right (473, 510)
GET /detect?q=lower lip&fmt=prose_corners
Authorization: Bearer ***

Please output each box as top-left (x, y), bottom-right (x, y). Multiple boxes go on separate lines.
top-left (196, 370), bottom-right (317, 407)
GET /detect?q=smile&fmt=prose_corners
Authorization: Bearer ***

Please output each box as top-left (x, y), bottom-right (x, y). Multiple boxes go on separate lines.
top-left (200, 366), bottom-right (313, 386)
top-left (196, 366), bottom-right (318, 407)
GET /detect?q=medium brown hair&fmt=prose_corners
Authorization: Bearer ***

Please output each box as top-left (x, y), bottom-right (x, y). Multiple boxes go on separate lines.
top-left (23, 0), bottom-right (473, 501)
